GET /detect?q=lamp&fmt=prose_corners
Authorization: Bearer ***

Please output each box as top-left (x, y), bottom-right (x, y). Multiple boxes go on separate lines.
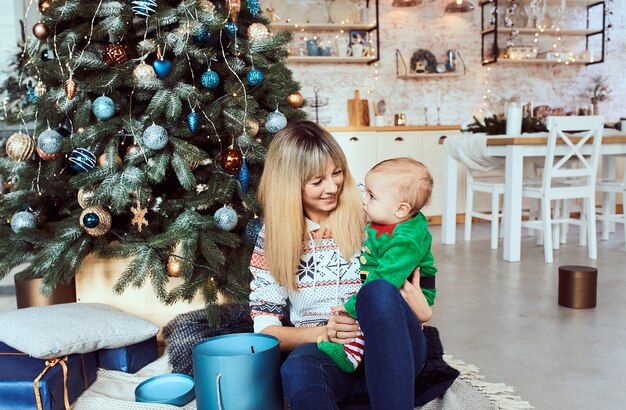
top-left (392, 0), bottom-right (418, 7)
top-left (445, 0), bottom-right (475, 13)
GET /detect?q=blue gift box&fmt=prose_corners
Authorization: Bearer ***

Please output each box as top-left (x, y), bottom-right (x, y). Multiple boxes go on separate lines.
top-left (0, 342), bottom-right (97, 410)
top-left (96, 336), bottom-right (158, 373)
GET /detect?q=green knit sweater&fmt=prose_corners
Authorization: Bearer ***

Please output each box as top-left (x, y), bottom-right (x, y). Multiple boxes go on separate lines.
top-left (344, 212), bottom-right (437, 318)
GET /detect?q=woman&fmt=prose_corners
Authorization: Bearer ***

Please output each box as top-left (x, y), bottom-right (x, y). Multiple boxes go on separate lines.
top-left (249, 120), bottom-right (433, 409)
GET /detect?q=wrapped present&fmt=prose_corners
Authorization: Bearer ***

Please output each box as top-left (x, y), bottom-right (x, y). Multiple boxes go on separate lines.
top-left (0, 342), bottom-right (97, 410)
top-left (96, 336), bottom-right (158, 373)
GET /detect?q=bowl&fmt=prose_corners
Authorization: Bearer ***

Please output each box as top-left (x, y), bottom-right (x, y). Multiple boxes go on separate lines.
top-left (135, 373), bottom-right (195, 406)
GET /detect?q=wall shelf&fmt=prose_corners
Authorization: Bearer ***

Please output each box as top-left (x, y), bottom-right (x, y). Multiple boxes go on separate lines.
top-left (395, 49), bottom-right (466, 79)
top-left (272, 23), bottom-right (376, 32)
top-left (479, 0), bottom-right (606, 66)
top-left (287, 56), bottom-right (377, 63)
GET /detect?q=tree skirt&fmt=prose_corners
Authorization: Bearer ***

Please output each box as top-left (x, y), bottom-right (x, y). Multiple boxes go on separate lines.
top-left (74, 352), bottom-right (532, 410)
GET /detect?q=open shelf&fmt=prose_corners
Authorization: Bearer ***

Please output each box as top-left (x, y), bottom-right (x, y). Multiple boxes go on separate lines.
top-left (272, 23), bottom-right (376, 32)
top-left (395, 49), bottom-right (466, 79)
top-left (287, 56), bottom-right (377, 63)
top-left (496, 58), bottom-right (590, 65)
top-left (397, 72), bottom-right (464, 79)
top-left (482, 27), bottom-right (604, 36)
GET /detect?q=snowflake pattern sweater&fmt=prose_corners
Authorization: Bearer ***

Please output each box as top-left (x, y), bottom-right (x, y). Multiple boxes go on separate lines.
top-left (249, 219), bottom-right (362, 333)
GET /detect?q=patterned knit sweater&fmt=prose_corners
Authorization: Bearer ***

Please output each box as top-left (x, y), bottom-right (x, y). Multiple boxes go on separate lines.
top-left (249, 219), bottom-right (362, 333)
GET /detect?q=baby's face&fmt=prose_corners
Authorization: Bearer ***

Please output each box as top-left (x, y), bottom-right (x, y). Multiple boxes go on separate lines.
top-left (362, 172), bottom-right (402, 225)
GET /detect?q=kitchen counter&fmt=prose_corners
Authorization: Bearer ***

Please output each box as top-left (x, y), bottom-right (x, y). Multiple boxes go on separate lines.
top-left (326, 125), bottom-right (460, 132)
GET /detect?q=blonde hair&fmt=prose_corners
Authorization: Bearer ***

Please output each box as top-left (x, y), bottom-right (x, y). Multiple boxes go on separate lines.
top-left (369, 157), bottom-right (433, 213)
top-left (258, 121), bottom-right (365, 290)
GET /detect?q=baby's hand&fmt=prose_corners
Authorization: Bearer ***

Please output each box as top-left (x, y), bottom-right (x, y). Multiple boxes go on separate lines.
top-left (330, 305), bottom-right (349, 316)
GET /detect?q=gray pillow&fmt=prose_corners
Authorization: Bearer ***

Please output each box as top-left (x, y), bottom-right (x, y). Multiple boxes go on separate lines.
top-left (0, 303), bottom-right (159, 359)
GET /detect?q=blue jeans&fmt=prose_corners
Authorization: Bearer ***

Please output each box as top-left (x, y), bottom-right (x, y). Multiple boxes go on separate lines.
top-left (281, 280), bottom-right (428, 410)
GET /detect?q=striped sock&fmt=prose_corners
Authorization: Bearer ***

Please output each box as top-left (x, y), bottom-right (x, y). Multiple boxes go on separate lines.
top-left (343, 336), bottom-right (365, 369)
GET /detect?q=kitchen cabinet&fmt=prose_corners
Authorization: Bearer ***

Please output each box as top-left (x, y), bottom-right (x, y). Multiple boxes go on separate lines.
top-left (329, 126), bottom-right (463, 218)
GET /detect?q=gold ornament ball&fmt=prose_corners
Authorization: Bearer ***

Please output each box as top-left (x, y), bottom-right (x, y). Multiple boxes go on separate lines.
top-left (196, 0), bottom-right (216, 12)
top-left (64, 78), bottom-right (77, 100)
top-left (103, 43), bottom-right (129, 66)
top-left (219, 147), bottom-right (243, 172)
top-left (6, 133), bottom-right (35, 161)
top-left (80, 206), bottom-right (112, 237)
top-left (287, 92), bottom-right (305, 108)
top-left (125, 144), bottom-right (141, 157)
top-left (33, 22), bottom-right (50, 40)
top-left (166, 242), bottom-right (185, 277)
top-left (36, 145), bottom-right (62, 161)
top-left (97, 152), bottom-right (123, 168)
top-left (133, 61), bottom-right (157, 81)
top-left (246, 118), bottom-right (260, 137)
top-left (247, 23), bottom-right (269, 40)
top-left (77, 188), bottom-right (95, 209)
top-left (34, 81), bottom-right (47, 97)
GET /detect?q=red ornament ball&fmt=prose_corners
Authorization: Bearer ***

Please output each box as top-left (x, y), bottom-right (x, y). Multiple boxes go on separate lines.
top-left (219, 148), bottom-right (243, 172)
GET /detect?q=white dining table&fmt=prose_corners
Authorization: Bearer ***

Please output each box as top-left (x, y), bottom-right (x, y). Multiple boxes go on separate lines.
top-left (440, 130), bottom-right (626, 262)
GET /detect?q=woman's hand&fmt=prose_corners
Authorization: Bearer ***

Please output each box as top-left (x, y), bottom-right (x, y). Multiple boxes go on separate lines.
top-left (325, 305), bottom-right (361, 345)
top-left (401, 267), bottom-right (433, 324)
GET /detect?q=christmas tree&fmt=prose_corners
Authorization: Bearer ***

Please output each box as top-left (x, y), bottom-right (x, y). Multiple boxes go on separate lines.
top-left (0, 0), bottom-right (305, 322)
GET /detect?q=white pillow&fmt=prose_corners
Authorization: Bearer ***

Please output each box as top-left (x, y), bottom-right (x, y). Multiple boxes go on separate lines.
top-left (0, 303), bottom-right (159, 359)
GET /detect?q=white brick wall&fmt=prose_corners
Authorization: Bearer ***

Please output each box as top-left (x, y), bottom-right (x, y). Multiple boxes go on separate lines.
top-left (290, 0), bottom-right (626, 126)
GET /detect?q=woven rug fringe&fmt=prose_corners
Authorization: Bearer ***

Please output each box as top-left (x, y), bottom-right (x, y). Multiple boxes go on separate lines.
top-left (443, 354), bottom-right (533, 410)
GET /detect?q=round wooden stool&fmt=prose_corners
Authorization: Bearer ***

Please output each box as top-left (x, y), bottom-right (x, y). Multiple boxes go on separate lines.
top-left (558, 265), bottom-right (597, 309)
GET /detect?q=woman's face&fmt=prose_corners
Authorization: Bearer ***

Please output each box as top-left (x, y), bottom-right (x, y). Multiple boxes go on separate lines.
top-left (302, 161), bottom-right (344, 224)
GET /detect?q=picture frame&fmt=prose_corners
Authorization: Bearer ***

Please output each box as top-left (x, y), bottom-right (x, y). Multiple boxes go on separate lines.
top-left (349, 30), bottom-right (370, 47)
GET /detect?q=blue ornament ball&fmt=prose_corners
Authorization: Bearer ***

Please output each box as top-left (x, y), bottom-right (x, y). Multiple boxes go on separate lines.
top-left (248, 0), bottom-right (261, 16)
top-left (265, 110), bottom-right (288, 133)
top-left (245, 217), bottom-right (263, 247)
top-left (82, 212), bottom-right (100, 228)
top-left (69, 148), bottom-right (96, 173)
top-left (201, 70), bottom-right (220, 89)
top-left (194, 29), bottom-right (211, 43)
top-left (37, 128), bottom-right (63, 154)
top-left (247, 68), bottom-right (264, 86)
top-left (92, 96), bottom-right (115, 120)
top-left (186, 111), bottom-right (199, 133)
top-left (11, 211), bottom-right (37, 233)
top-left (214, 206), bottom-right (238, 231)
top-left (143, 124), bottom-right (169, 150)
top-left (26, 86), bottom-right (39, 103)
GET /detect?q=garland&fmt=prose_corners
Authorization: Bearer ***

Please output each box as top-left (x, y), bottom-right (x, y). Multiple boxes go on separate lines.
top-left (462, 114), bottom-right (548, 135)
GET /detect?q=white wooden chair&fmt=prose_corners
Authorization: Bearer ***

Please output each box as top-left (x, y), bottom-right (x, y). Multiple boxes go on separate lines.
top-left (520, 116), bottom-right (604, 263)
top-left (464, 171), bottom-right (504, 250)
top-left (597, 166), bottom-right (626, 248)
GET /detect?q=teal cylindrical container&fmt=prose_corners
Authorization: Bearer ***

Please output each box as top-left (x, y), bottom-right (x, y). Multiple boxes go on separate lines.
top-left (192, 333), bottom-right (282, 410)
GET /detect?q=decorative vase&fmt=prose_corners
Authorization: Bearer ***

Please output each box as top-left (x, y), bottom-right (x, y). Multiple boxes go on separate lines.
top-left (14, 276), bottom-right (77, 309)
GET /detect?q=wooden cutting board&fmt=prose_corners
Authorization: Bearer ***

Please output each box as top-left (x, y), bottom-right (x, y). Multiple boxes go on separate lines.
top-left (347, 90), bottom-right (370, 127)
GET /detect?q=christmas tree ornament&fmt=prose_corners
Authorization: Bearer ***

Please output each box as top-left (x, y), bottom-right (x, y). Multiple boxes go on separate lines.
top-left (34, 81), bottom-right (47, 97)
top-left (248, 0), bottom-right (261, 16)
top-left (186, 111), bottom-right (199, 133)
top-left (247, 23), bottom-right (269, 40)
top-left (246, 68), bottom-right (264, 86)
top-left (39, 0), bottom-right (51, 11)
top-left (36, 145), bottom-right (62, 160)
top-left (33, 22), bottom-right (50, 39)
top-left (166, 242), bottom-right (184, 277)
top-left (103, 43), bottom-right (129, 66)
top-left (246, 118), bottom-right (260, 137)
top-left (77, 188), bottom-right (95, 209)
top-left (130, 201), bottom-right (149, 232)
top-left (64, 77), bottom-right (77, 99)
top-left (265, 109), bottom-right (287, 133)
top-left (69, 148), bottom-right (96, 173)
top-left (245, 217), bottom-right (263, 246)
top-left (196, 0), bottom-right (216, 12)
top-left (131, 0), bottom-right (157, 17)
top-left (80, 206), bottom-right (112, 236)
top-left (11, 211), bottom-right (37, 233)
top-left (213, 205), bottom-right (238, 231)
top-left (193, 28), bottom-right (211, 44)
top-left (153, 46), bottom-right (172, 79)
top-left (227, 0), bottom-right (241, 22)
top-left (224, 21), bottom-right (238, 37)
top-left (92, 96), bottom-right (115, 120)
top-left (237, 132), bottom-right (253, 148)
top-left (287, 91), bottom-right (304, 108)
top-left (6, 132), bottom-right (35, 161)
top-left (239, 156), bottom-right (249, 192)
top-left (133, 61), bottom-right (157, 81)
top-left (125, 144), bottom-right (141, 157)
top-left (200, 69), bottom-right (220, 89)
top-left (97, 152), bottom-right (123, 168)
top-left (143, 124), bottom-right (169, 150)
top-left (37, 128), bottom-right (63, 154)
top-left (219, 147), bottom-right (243, 172)
top-left (26, 86), bottom-right (39, 103)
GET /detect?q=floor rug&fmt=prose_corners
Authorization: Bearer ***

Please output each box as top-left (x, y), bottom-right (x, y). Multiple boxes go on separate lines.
top-left (74, 353), bottom-right (532, 410)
